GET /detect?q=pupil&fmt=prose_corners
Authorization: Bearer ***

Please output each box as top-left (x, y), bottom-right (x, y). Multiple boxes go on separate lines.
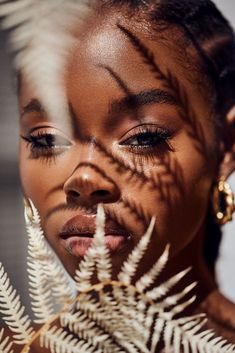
top-left (45, 135), bottom-right (55, 146)
top-left (138, 133), bottom-right (155, 145)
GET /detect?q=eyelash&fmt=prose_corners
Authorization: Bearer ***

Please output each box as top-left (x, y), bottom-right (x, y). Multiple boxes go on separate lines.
top-left (21, 126), bottom-right (174, 164)
top-left (120, 126), bottom-right (174, 156)
top-left (21, 131), bottom-right (71, 161)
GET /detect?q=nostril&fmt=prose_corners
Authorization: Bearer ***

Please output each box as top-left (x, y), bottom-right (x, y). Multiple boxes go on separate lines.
top-left (69, 190), bottom-right (80, 198)
top-left (91, 190), bottom-right (110, 198)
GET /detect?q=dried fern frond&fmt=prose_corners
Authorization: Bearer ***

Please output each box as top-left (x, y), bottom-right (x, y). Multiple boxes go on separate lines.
top-left (135, 243), bottom-right (170, 292)
top-left (60, 311), bottom-right (123, 353)
top-left (0, 263), bottom-right (34, 345)
top-left (145, 267), bottom-right (192, 302)
top-left (0, 329), bottom-right (13, 353)
top-left (0, 0), bottom-right (90, 131)
top-left (1, 203), bottom-right (235, 353)
top-left (75, 204), bottom-right (112, 291)
top-left (93, 204), bottom-right (112, 283)
top-left (41, 325), bottom-right (98, 353)
top-left (162, 317), bottom-right (235, 353)
top-left (61, 204), bottom-right (235, 353)
top-left (25, 200), bottom-right (76, 302)
top-left (25, 199), bottom-right (75, 324)
top-left (27, 261), bottom-right (55, 325)
top-left (118, 217), bottom-right (156, 285)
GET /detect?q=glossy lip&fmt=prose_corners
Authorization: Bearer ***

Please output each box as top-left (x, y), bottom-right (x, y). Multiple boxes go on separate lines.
top-left (59, 214), bottom-right (132, 257)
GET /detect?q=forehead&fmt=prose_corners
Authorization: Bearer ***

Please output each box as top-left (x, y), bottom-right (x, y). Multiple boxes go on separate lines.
top-left (68, 9), bottom-right (189, 79)
top-left (65, 10), bottom-right (211, 111)
top-left (20, 6), bottom-right (213, 128)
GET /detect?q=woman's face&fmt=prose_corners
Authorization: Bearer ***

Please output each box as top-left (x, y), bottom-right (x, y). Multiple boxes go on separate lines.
top-left (19, 9), bottom-right (218, 277)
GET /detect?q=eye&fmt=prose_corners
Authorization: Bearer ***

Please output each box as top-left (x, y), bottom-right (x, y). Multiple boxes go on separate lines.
top-left (29, 133), bottom-right (71, 148)
top-left (120, 126), bottom-right (173, 151)
top-left (123, 131), bottom-right (165, 147)
top-left (21, 131), bottom-right (72, 160)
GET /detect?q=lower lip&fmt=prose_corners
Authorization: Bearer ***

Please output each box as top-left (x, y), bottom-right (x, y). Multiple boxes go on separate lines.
top-left (61, 234), bottom-right (130, 257)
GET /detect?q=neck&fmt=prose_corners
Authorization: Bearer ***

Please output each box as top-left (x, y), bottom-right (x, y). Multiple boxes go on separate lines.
top-left (162, 226), bottom-right (217, 315)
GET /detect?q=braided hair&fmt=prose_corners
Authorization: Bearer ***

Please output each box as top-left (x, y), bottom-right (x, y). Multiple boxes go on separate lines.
top-left (104, 0), bottom-right (235, 274)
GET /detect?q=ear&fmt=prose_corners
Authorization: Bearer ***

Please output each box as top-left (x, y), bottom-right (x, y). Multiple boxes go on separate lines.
top-left (218, 106), bottom-right (235, 179)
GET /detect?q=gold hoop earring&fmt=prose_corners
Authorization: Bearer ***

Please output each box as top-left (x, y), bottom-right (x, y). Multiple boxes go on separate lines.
top-left (213, 179), bottom-right (235, 225)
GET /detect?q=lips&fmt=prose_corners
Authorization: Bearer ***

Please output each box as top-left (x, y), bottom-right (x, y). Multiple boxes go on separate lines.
top-left (59, 214), bottom-right (131, 257)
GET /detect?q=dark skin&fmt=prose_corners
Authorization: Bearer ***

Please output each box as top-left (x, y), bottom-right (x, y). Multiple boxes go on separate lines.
top-left (18, 6), bottom-right (235, 348)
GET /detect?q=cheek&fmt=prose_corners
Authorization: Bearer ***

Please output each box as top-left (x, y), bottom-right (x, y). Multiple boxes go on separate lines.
top-left (127, 150), bottom-right (215, 256)
top-left (20, 146), bottom-right (50, 205)
top-left (19, 145), bottom-right (80, 275)
top-left (19, 144), bottom-right (69, 214)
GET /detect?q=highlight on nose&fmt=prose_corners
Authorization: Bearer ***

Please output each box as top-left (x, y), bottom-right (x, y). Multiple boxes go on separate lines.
top-left (63, 163), bottom-right (120, 205)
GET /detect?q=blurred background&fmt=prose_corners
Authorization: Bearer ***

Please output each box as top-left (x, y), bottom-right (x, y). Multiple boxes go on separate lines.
top-left (0, 0), bottom-right (235, 317)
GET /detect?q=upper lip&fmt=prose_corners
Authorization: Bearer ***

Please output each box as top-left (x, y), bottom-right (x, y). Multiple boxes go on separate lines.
top-left (59, 214), bottom-right (131, 239)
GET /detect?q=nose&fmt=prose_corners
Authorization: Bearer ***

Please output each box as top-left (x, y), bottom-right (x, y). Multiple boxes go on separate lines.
top-left (64, 163), bottom-right (120, 206)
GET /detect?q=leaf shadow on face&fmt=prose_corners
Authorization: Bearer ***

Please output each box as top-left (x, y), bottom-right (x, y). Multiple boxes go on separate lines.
top-left (117, 23), bottom-right (209, 157)
top-left (80, 24), bottom-right (209, 229)
top-left (46, 23), bottom-right (210, 242)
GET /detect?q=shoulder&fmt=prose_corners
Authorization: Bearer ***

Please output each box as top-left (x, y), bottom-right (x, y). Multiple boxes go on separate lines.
top-left (197, 290), bottom-right (235, 343)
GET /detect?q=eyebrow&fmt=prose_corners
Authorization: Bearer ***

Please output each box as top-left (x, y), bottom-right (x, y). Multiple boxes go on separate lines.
top-left (109, 89), bottom-right (177, 115)
top-left (20, 99), bottom-right (45, 118)
top-left (21, 89), bottom-right (176, 124)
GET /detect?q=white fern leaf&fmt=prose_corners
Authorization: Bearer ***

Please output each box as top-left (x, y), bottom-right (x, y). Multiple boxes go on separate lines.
top-left (182, 338), bottom-right (190, 353)
top-left (26, 199), bottom-right (75, 304)
top-left (0, 0), bottom-right (90, 134)
top-left (98, 289), bottom-right (129, 330)
top-left (27, 261), bottom-right (55, 324)
top-left (99, 288), bottom-right (152, 350)
top-left (194, 330), bottom-right (233, 353)
top-left (25, 201), bottom-right (75, 323)
top-left (163, 296), bottom-right (197, 323)
top-left (162, 282), bottom-right (197, 309)
top-left (41, 326), bottom-right (98, 353)
top-left (112, 285), bottom-right (154, 342)
top-left (0, 204), bottom-right (234, 353)
top-left (118, 216), bottom-right (156, 284)
top-left (113, 288), bottom-right (150, 332)
top-left (72, 214), bottom-right (235, 353)
top-left (75, 244), bottom-right (97, 292)
top-left (60, 312), bottom-right (123, 353)
top-left (26, 218), bottom-right (56, 323)
top-left (76, 291), bottom-right (132, 339)
top-left (93, 204), bottom-right (112, 282)
top-left (164, 321), bottom-right (174, 353)
top-left (146, 267), bottom-right (191, 301)
top-left (75, 204), bottom-right (112, 290)
top-left (180, 315), bottom-right (207, 332)
top-left (0, 263), bottom-right (34, 345)
top-left (75, 289), bottom-right (147, 351)
top-left (150, 317), bottom-right (165, 353)
top-left (184, 319), bottom-right (209, 337)
top-left (136, 243), bottom-right (170, 292)
top-left (173, 325), bottom-right (182, 353)
top-left (196, 332), bottom-right (232, 352)
top-left (112, 330), bottom-right (150, 353)
top-left (75, 293), bottom-right (107, 322)
top-left (141, 306), bottom-right (157, 344)
top-left (160, 314), bottom-right (235, 353)
top-left (0, 329), bottom-right (13, 353)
